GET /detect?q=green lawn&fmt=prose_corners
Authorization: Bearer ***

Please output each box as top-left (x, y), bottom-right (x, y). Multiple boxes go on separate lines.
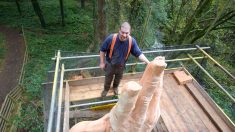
top-left (0, 1), bottom-right (234, 131)
top-left (0, 1), bottom-right (94, 131)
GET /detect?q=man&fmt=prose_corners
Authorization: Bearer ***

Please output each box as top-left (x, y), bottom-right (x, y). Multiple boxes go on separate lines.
top-left (100, 22), bottom-right (149, 97)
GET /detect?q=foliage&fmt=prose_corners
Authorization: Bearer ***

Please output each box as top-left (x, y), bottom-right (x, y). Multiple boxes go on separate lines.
top-left (105, 0), bottom-right (149, 43)
top-left (0, 0), bottom-right (235, 130)
top-left (11, 102), bottom-right (44, 132)
top-left (0, 0), bottom-right (94, 131)
top-left (203, 62), bottom-right (235, 122)
top-left (163, 0), bottom-right (235, 44)
top-left (0, 33), bottom-right (5, 67)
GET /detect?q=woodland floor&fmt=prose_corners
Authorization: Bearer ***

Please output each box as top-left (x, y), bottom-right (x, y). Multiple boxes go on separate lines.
top-left (0, 25), bottom-right (25, 107)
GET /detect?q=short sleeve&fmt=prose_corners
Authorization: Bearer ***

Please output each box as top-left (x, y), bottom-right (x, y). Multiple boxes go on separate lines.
top-left (100, 34), bottom-right (113, 52)
top-left (130, 38), bottom-right (142, 57)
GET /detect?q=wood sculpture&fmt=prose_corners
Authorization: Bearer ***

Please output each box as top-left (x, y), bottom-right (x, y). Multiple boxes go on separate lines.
top-left (70, 56), bottom-right (167, 132)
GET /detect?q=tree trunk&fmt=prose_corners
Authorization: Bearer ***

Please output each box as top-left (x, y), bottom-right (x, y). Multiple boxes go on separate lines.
top-left (59, 0), bottom-right (65, 26)
top-left (31, 0), bottom-right (46, 28)
top-left (97, 0), bottom-right (106, 45)
top-left (178, 0), bottom-right (211, 44)
top-left (81, 0), bottom-right (85, 9)
top-left (15, 0), bottom-right (21, 15)
top-left (88, 0), bottom-right (98, 52)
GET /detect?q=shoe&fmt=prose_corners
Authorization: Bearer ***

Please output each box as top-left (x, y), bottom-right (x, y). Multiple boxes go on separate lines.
top-left (113, 88), bottom-right (118, 95)
top-left (101, 90), bottom-right (108, 97)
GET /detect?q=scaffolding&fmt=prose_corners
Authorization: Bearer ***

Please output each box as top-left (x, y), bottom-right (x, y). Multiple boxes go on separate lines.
top-left (44, 45), bottom-right (235, 132)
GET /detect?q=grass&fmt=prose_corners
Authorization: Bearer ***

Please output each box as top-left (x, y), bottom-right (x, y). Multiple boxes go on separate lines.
top-left (0, 0), bottom-right (234, 131)
top-left (1, 0), bottom-right (94, 131)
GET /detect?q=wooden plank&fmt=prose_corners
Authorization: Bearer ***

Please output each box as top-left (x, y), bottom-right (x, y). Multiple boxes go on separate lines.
top-left (68, 69), bottom-right (180, 87)
top-left (67, 69), bottom-right (234, 131)
top-left (63, 81), bottom-right (70, 132)
top-left (191, 80), bottom-right (235, 130)
top-left (185, 82), bottom-right (233, 132)
top-left (69, 78), bottom-right (139, 102)
top-left (183, 67), bottom-right (235, 129)
top-left (153, 116), bottom-right (168, 132)
top-left (162, 75), bottom-right (196, 131)
top-left (173, 70), bottom-right (192, 85)
top-left (80, 70), bottom-right (92, 78)
top-left (161, 83), bottom-right (189, 131)
top-left (164, 74), bottom-right (212, 131)
top-left (178, 81), bottom-right (218, 131)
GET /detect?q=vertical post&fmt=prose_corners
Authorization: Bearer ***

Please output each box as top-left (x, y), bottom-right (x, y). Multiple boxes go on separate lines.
top-left (195, 56), bottom-right (207, 83)
top-left (56, 64), bottom-right (65, 132)
top-left (47, 50), bottom-right (60, 132)
top-left (63, 81), bottom-right (70, 132)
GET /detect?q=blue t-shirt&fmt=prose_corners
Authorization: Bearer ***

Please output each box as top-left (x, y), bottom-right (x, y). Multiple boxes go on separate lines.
top-left (100, 33), bottom-right (142, 65)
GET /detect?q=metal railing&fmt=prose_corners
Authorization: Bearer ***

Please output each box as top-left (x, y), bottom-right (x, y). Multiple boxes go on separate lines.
top-left (48, 46), bottom-right (210, 73)
top-left (56, 64), bottom-right (65, 132)
top-left (46, 45), bottom-right (235, 131)
top-left (196, 45), bottom-right (235, 80)
top-left (46, 46), bottom-right (211, 131)
top-left (63, 56), bottom-right (205, 73)
top-left (0, 86), bottom-right (23, 132)
top-left (188, 47), bottom-right (235, 103)
top-left (47, 51), bottom-right (61, 132)
top-left (51, 46), bottom-right (210, 60)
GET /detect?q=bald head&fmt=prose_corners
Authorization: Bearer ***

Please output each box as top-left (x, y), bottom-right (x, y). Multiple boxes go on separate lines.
top-left (120, 22), bottom-right (131, 31)
top-left (119, 22), bottom-right (131, 41)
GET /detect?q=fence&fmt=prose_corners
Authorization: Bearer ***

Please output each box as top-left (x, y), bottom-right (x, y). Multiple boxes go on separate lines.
top-left (0, 26), bottom-right (28, 132)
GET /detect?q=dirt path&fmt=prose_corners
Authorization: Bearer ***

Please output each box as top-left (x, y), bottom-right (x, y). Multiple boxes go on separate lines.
top-left (0, 25), bottom-right (25, 107)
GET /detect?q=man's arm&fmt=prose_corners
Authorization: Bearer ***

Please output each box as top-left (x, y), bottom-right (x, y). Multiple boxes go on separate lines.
top-left (138, 54), bottom-right (150, 64)
top-left (100, 51), bottom-right (106, 69)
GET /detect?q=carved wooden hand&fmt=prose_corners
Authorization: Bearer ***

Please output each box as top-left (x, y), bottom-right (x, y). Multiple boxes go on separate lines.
top-left (70, 56), bottom-right (167, 132)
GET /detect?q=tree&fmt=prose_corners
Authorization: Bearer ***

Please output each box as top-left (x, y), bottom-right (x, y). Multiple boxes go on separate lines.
top-left (97, 0), bottom-right (106, 44)
top-left (163, 0), bottom-right (235, 44)
top-left (59, 0), bottom-right (65, 26)
top-left (31, 0), bottom-right (46, 28)
top-left (81, 0), bottom-right (85, 9)
top-left (15, 0), bottom-right (21, 15)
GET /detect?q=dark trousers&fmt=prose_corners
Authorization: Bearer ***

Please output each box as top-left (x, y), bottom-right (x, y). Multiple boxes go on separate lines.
top-left (104, 63), bottom-right (124, 91)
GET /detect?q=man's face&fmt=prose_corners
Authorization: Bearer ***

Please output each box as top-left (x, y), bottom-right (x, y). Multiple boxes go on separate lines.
top-left (119, 27), bottom-right (130, 41)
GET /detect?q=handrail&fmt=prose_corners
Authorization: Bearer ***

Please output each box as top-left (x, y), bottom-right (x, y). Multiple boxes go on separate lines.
top-left (47, 56), bottom-right (205, 73)
top-left (51, 46), bottom-right (210, 60)
top-left (56, 64), bottom-right (65, 132)
top-left (70, 99), bottom-right (118, 109)
top-left (47, 51), bottom-right (61, 132)
top-left (188, 54), bottom-right (235, 103)
top-left (19, 25), bottom-right (29, 85)
top-left (196, 45), bottom-right (235, 80)
top-left (63, 81), bottom-right (70, 132)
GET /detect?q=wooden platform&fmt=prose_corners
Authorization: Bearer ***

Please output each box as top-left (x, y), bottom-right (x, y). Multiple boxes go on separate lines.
top-left (67, 69), bottom-right (235, 131)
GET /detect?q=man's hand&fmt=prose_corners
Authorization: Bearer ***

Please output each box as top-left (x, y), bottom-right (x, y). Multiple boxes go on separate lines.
top-left (100, 62), bottom-right (106, 70)
top-left (138, 53), bottom-right (150, 64)
top-left (100, 51), bottom-right (106, 70)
